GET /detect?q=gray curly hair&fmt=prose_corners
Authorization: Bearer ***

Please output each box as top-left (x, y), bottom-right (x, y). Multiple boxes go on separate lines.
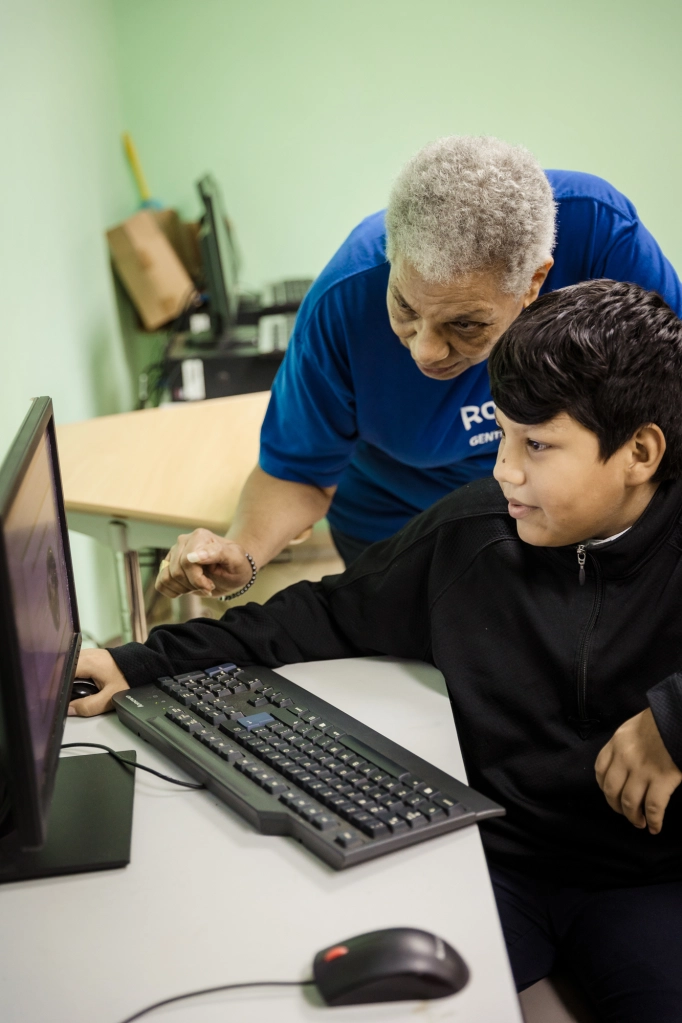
top-left (386, 136), bottom-right (557, 296)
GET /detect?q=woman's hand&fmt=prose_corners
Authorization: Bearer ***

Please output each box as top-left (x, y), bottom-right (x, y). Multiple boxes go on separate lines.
top-left (67, 649), bottom-right (130, 717)
top-left (155, 529), bottom-right (254, 599)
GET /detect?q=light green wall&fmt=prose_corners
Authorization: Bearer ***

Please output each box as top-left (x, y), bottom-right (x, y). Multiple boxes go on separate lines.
top-left (2, 0), bottom-right (681, 641)
top-left (0, 0), bottom-right (136, 642)
top-left (111, 0), bottom-right (682, 289)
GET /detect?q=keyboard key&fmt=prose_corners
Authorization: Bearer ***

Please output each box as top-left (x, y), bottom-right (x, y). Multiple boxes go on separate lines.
top-left (206, 663), bottom-right (237, 677)
top-left (248, 680), bottom-right (264, 691)
top-left (204, 710), bottom-right (227, 726)
top-left (263, 778), bottom-right (288, 795)
top-left (348, 756), bottom-right (368, 772)
top-left (174, 671), bottom-right (207, 682)
top-left (312, 814), bottom-right (337, 832)
top-left (325, 727), bottom-right (346, 740)
top-left (432, 795), bottom-right (470, 819)
top-left (268, 722), bottom-right (288, 735)
top-left (403, 809), bottom-right (428, 829)
top-left (290, 796), bottom-right (311, 814)
top-left (220, 721), bottom-right (246, 739)
top-left (347, 810), bottom-right (373, 828)
top-left (325, 742), bottom-right (346, 758)
top-left (248, 696), bottom-right (269, 707)
top-left (217, 744), bottom-right (243, 762)
top-left (262, 687), bottom-right (275, 698)
top-left (335, 830), bottom-right (361, 848)
top-left (416, 783), bottom-right (440, 799)
top-left (178, 693), bottom-right (198, 707)
top-left (303, 779), bottom-right (326, 796)
top-left (229, 683), bottom-right (248, 694)
top-left (400, 774), bottom-right (423, 789)
top-left (262, 750), bottom-right (285, 767)
top-left (421, 803), bottom-right (446, 823)
top-left (357, 818), bottom-right (388, 839)
top-left (290, 704), bottom-right (308, 717)
top-left (180, 719), bottom-right (203, 733)
top-left (403, 793), bottom-right (429, 811)
top-left (300, 806), bottom-right (322, 823)
top-left (234, 758), bottom-right (256, 773)
top-left (242, 712), bottom-right (275, 731)
top-left (272, 696), bottom-right (293, 708)
top-left (278, 791), bottom-right (298, 807)
top-left (379, 794), bottom-right (403, 811)
top-left (385, 815), bottom-right (409, 834)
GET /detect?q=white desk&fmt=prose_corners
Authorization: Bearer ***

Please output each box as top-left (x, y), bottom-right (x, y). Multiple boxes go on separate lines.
top-left (0, 658), bottom-right (522, 1023)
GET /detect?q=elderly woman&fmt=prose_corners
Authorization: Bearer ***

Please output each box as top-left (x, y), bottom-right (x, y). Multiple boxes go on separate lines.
top-left (157, 135), bottom-right (682, 599)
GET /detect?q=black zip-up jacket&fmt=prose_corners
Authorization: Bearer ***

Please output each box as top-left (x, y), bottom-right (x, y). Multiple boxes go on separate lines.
top-left (111, 478), bottom-right (682, 887)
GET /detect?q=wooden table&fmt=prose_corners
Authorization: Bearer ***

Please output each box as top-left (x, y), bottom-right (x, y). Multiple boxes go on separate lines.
top-left (57, 394), bottom-right (274, 643)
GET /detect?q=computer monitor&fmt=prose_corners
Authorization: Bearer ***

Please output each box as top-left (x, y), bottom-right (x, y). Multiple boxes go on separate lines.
top-left (0, 397), bottom-right (79, 849)
top-left (197, 173), bottom-right (240, 340)
top-left (0, 398), bottom-right (134, 882)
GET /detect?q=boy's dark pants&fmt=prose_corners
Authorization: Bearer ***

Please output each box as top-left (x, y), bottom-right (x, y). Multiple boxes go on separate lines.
top-left (490, 864), bottom-right (682, 1022)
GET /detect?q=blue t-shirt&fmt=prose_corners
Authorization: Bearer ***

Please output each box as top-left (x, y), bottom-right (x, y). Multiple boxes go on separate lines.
top-left (260, 170), bottom-right (682, 542)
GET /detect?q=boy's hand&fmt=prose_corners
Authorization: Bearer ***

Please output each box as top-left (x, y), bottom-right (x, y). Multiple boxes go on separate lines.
top-left (595, 708), bottom-right (682, 834)
top-left (67, 649), bottom-right (130, 717)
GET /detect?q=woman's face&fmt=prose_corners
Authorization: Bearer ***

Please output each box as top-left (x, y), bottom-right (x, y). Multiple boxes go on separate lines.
top-left (386, 259), bottom-right (550, 381)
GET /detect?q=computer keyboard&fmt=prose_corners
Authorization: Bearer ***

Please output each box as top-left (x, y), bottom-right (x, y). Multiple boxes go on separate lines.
top-left (113, 663), bottom-right (504, 869)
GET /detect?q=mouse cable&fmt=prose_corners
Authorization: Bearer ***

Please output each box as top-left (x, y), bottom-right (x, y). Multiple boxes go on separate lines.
top-left (60, 743), bottom-right (205, 789)
top-left (117, 979), bottom-right (315, 1023)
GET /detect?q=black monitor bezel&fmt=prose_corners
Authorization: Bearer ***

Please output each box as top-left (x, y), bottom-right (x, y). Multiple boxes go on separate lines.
top-left (0, 398), bottom-right (81, 849)
top-left (197, 173), bottom-right (239, 334)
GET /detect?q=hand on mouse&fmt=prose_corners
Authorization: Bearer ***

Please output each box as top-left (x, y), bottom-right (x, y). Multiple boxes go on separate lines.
top-left (595, 707), bottom-right (682, 834)
top-left (68, 649), bottom-right (130, 717)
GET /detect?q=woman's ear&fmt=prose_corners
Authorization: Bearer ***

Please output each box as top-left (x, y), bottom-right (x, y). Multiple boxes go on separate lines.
top-left (626, 423), bottom-right (666, 483)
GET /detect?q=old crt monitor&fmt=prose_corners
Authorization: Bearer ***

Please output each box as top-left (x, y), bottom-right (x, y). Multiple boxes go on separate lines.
top-left (0, 397), bottom-right (134, 882)
top-left (197, 173), bottom-right (240, 341)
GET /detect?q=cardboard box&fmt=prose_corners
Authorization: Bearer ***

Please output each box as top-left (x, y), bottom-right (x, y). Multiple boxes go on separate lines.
top-left (107, 210), bottom-right (197, 331)
top-left (151, 210), bottom-right (202, 284)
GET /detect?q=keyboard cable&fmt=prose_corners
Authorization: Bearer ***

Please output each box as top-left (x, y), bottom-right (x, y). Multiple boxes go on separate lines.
top-left (60, 743), bottom-right (205, 789)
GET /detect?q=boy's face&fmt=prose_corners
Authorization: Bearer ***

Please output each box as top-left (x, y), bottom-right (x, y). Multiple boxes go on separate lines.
top-left (493, 409), bottom-right (653, 546)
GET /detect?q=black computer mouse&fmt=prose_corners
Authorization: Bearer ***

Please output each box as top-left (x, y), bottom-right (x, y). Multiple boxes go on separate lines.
top-left (313, 927), bottom-right (469, 1006)
top-left (70, 678), bottom-right (100, 700)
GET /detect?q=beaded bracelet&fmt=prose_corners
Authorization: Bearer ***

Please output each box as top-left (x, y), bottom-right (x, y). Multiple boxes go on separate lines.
top-left (218, 551), bottom-right (258, 602)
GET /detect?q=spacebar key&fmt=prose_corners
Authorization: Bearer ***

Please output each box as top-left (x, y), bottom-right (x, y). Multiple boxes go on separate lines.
top-left (341, 735), bottom-right (408, 780)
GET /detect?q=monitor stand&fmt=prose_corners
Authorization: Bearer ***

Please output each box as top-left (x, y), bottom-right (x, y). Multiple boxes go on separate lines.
top-left (0, 751), bottom-right (135, 884)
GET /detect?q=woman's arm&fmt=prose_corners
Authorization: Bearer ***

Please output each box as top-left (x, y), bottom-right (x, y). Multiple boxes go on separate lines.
top-left (155, 466), bottom-right (336, 598)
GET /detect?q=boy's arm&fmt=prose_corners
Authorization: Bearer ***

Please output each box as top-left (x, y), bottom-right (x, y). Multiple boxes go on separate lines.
top-left (71, 517), bottom-right (440, 715)
top-left (595, 673), bottom-right (682, 834)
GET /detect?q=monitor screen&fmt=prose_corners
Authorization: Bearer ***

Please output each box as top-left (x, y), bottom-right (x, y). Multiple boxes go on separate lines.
top-left (3, 429), bottom-right (75, 803)
top-left (0, 399), bottom-right (80, 848)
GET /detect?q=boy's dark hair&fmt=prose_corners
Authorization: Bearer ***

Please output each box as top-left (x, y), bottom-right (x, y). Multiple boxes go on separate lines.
top-left (488, 279), bottom-right (682, 481)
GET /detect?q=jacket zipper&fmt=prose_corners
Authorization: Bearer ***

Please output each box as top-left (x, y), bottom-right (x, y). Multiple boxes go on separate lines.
top-left (574, 547), bottom-right (603, 731)
top-left (577, 544), bottom-right (586, 585)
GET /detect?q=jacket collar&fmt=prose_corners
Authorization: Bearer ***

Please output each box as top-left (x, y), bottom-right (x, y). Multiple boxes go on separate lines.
top-left (543, 480), bottom-right (682, 580)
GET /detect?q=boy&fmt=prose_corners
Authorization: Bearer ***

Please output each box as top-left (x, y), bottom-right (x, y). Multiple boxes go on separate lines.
top-left (74, 280), bottom-right (682, 1022)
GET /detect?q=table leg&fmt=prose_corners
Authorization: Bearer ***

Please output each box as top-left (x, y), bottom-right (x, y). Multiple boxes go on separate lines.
top-left (109, 521), bottom-right (148, 644)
